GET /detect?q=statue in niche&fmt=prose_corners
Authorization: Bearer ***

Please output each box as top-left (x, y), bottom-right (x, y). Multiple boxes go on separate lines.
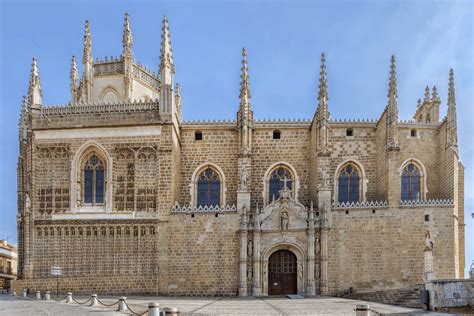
top-left (247, 266), bottom-right (252, 281)
top-left (248, 240), bottom-right (253, 257)
top-left (24, 194), bottom-right (31, 214)
top-left (240, 168), bottom-right (249, 190)
top-left (424, 230), bottom-right (433, 251)
top-left (319, 166), bottom-right (330, 187)
top-left (299, 263), bottom-right (303, 279)
top-left (315, 263), bottom-right (320, 279)
top-left (315, 238), bottom-right (321, 253)
top-left (281, 211), bottom-right (289, 231)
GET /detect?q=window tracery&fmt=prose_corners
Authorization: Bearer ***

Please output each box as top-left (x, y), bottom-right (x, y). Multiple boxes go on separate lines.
top-left (268, 166), bottom-right (293, 202)
top-left (197, 168), bottom-right (221, 207)
top-left (337, 163), bottom-right (360, 203)
top-left (401, 163), bottom-right (421, 201)
top-left (83, 154), bottom-right (105, 205)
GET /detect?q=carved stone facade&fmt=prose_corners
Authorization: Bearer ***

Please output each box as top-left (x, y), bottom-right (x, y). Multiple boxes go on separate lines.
top-left (13, 14), bottom-right (465, 296)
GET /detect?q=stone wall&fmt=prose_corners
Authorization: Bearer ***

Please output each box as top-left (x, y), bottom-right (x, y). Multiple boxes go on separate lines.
top-left (166, 213), bottom-right (240, 296)
top-left (426, 279), bottom-right (474, 310)
top-left (252, 126), bottom-right (311, 207)
top-left (327, 205), bottom-right (457, 294)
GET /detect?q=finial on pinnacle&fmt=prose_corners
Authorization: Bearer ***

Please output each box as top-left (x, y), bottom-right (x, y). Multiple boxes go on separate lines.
top-left (417, 98), bottom-right (422, 108)
top-left (388, 54), bottom-right (397, 98)
top-left (431, 85), bottom-right (440, 102)
top-left (83, 20), bottom-right (92, 64)
top-left (424, 86), bottom-right (430, 102)
top-left (239, 47), bottom-right (250, 99)
top-left (448, 68), bottom-right (455, 105)
top-left (318, 51), bottom-right (328, 101)
top-left (160, 15), bottom-right (174, 74)
top-left (123, 13), bottom-right (133, 57)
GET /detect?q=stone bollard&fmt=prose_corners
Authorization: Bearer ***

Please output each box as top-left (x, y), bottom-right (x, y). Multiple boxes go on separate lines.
top-left (44, 291), bottom-right (51, 300)
top-left (66, 292), bottom-right (73, 303)
top-left (12, 290), bottom-right (17, 296)
top-left (36, 291), bottom-right (41, 300)
top-left (118, 297), bottom-right (128, 312)
top-left (148, 302), bottom-right (160, 316)
top-left (90, 294), bottom-right (98, 306)
top-left (163, 307), bottom-right (179, 316)
top-left (22, 289), bottom-right (27, 298)
top-left (355, 303), bottom-right (370, 316)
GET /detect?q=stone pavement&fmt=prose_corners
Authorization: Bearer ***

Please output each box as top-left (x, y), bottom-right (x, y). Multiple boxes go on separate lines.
top-left (0, 294), bottom-right (453, 315)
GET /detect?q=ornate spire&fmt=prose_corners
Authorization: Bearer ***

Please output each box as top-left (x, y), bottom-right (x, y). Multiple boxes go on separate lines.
top-left (122, 13), bottom-right (133, 59)
top-left (82, 20), bottom-right (92, 65)
top-left (316, 52), bottom-right (329, 155)
top-left (388, 55), bottom-right (397, 99)
top-left (159, 15), bottom-right (175, 79)
top-left (238, 48), bottom-right (253, 155)
top-left (447, 68), bottom-right (457, 147)
top-left (28, 57), bottom-right (42, 109)
top-left (423, 86), bottom-right (430, 103)
top-left (70, 56), bottom-right (78, 104)
top-left (318, 52), bottom-right (328, 103)
top-left (386, 55), bottom-right (399, 149)
top-left (417, 98), bottom-right (422, 108)
top-left (239, 47), bottom-right (251, 102)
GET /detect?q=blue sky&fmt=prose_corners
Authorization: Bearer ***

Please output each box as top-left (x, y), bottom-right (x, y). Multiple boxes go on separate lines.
top-left (0, 0), bottom-right (472, 275)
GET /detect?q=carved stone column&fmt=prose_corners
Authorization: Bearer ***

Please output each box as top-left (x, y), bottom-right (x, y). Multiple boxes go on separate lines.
top-left (252, 207), bottom-right (262, 296)
top-left (318, 181), bottom-right (332, 296)
top-left (307, 202), bottom-right (316, 296)
top-left (239, 206), bottom-right (248, 296)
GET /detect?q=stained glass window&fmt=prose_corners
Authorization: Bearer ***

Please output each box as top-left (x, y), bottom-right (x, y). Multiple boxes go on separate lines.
top-left (269, 167), bottom-right (292, 202)
top-left (197, 168), bottom-right (221, 207)
top-left (338, 164), bottom-right (360, 203)
top-left (83, 154), bottom-right (105, 205)
top-left (401, 163), bottom-right (421, 201)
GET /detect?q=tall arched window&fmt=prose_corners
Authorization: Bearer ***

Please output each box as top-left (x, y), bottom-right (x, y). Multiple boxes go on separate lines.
top-left (401, 163), bottom-right (421, 201)
top-left (84, 154), bottom-right (105, 205)
top-left (197, 168), bottom-right (221, 207)
top-left (268, 167), bottom-right (293, 202)
top-left (338, 163), bottom-right (360, 203)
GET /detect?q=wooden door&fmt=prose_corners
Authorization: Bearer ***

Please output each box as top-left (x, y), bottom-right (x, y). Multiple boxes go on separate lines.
top-left (268, 250), bottom-right (297, 295)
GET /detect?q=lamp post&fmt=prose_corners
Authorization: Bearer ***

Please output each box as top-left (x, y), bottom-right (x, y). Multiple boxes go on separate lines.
top-left (50, 266), bottom-right (62, 298)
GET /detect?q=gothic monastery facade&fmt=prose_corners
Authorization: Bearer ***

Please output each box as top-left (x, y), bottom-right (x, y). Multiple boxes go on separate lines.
top-left (14, 14), bottom-right (465, 296)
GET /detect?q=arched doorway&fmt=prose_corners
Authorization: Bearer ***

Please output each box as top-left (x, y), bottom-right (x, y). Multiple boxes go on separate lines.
top-left (268, 250), bottom-right (297, 295)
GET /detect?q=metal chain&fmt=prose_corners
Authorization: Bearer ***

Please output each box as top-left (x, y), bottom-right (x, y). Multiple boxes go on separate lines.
top-left (97, 298), bottom-right (120, 307)
top-left (124, 301), bottom-right (148, 315)
top-left (52, 296), bottom-right (67, 302)
top-left (27, 293), bottom-right (36, 299)
top-left (72, 296), bottom-right (92, 305)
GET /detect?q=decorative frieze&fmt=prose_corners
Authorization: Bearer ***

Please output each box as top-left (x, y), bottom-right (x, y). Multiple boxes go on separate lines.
top-left (399, 199), bottom-right (454, 207)
top-left (332, 200), bottom-right (388, 209)
top-left (171, 204), bottom-right (237, 214)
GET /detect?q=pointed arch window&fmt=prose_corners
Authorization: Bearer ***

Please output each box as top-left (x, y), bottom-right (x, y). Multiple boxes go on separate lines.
top-left (84, 154), bottom-right (105, 205)
top-left (197, 168), bottom-right (221, 207)
top-left (337, 163), bottom-right (360, 203)
top-left (401, 163), bottom-right (421, 201)
top-left (268, 167), bottom-right (293, 202)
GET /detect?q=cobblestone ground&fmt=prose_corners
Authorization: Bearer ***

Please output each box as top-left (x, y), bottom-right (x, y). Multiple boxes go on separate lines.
top-left (0, 294), bottom-right (453, 315)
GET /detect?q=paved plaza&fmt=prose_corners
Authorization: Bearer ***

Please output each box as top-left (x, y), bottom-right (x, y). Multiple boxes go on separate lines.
top-left (0, 294), bottom-right (453, 315)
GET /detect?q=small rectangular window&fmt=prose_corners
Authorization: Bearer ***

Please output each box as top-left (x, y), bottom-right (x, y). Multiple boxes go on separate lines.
top-left (425, 214), bottom-right (430, 222)
top-left (195, 131), bottom-right (203, 141)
